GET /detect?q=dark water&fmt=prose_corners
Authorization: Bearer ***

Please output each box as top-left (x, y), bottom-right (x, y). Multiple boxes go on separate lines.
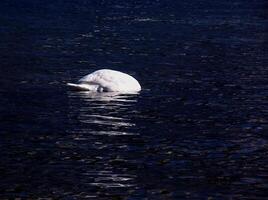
top-left (1, 0), bottom-right (268, 199)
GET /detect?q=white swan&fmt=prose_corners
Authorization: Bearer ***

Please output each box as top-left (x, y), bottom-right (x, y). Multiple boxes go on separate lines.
top-left (67, 69), bottom-right (141, 92)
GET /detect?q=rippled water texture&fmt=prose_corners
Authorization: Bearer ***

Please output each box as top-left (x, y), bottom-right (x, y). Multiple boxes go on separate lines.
top-left (0, 0), bottom-right (268, 199)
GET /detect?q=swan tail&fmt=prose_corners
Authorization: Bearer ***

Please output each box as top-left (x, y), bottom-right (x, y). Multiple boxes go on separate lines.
top-left (67, 83), bottom-right (91, 91)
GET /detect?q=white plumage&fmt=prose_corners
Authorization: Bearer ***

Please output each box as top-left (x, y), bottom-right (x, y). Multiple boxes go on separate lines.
top-left (67, 69), bottom-right (141, 92)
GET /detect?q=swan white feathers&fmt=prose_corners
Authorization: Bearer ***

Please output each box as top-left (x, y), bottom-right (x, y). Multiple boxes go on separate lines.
top-left (67, 69), bottom-right (141, 92)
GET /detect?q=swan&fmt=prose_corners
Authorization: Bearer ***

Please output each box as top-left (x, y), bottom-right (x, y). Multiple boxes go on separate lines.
top-left (67, 69), bottom-right (141, 92)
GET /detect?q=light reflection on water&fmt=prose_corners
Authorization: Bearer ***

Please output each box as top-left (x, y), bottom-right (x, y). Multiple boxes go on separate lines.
top-left (67, 91), bottom-right (139, 135)
top-left (63, 91), bottom-right (139, 191)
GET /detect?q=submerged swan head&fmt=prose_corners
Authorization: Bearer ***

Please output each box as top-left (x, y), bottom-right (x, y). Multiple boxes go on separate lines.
top-left (67, 69), bottom-right (141, 93)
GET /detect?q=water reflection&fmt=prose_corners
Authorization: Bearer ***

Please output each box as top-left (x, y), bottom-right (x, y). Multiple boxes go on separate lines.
top-left (65, 91), bottom-right (139, 191)
top-left (90, 171), bottom-right (136, 188)
top-left (70, 91), bottom-right (139, 102)
top-left (67, 91), bottom-right (139, 135)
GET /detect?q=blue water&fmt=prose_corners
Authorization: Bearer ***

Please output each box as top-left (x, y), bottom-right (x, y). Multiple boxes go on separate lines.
top-left (1, 0), bottom-right (268, 199)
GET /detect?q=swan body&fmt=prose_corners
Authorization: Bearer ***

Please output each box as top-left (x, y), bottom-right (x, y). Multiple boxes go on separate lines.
top-left (67, 69), bottom-right (141, 92)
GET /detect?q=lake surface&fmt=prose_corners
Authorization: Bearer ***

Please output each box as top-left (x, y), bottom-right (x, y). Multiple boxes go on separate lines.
top-left (0, 0), bottom-right (268, 199)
